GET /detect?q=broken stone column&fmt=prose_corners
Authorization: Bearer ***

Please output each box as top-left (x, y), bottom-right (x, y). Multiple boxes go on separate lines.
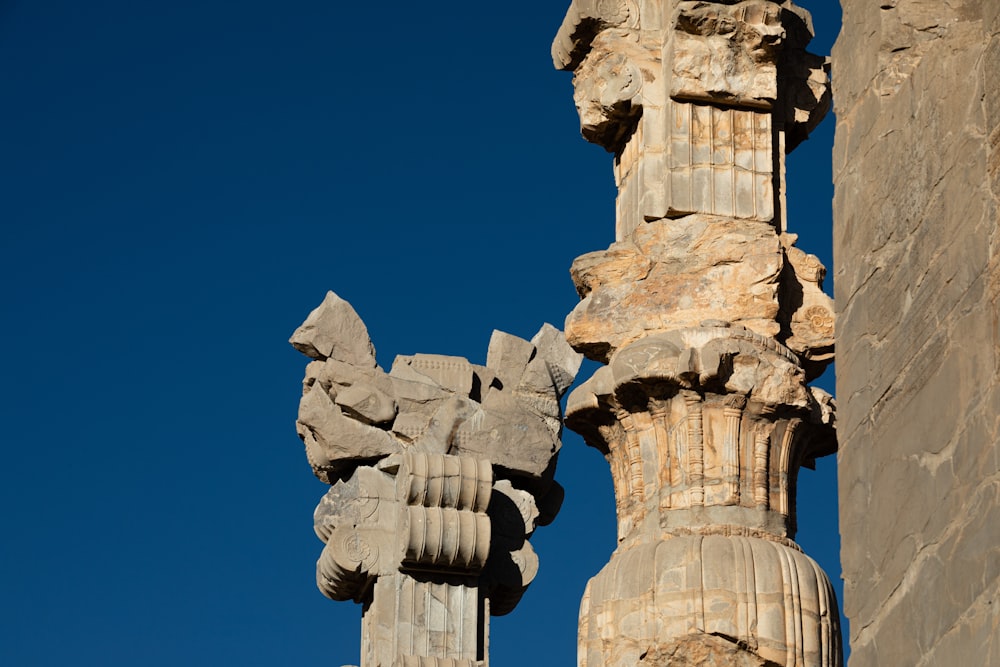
top-left (553, 1), bottom-right (841, 665)
top-left (290, 291), bottom-right (582, 667)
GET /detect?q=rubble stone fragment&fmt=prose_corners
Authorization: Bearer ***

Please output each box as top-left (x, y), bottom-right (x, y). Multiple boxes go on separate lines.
top-left (289, 291), bottom-right (377, 367)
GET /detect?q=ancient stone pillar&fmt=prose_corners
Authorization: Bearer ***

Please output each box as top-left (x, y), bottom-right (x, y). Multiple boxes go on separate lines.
top-left (552, 2), bottom-right (842, 665)
top-left (290, 291), bottom-right (581, 667)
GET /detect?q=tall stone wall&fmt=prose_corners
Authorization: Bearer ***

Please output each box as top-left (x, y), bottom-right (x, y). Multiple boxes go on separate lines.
top-left (833, 2), bottom-right (1000, 664)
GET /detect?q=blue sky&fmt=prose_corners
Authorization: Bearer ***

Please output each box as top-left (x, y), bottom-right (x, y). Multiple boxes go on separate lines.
top-left (1, 2), bottom-right (843, 664)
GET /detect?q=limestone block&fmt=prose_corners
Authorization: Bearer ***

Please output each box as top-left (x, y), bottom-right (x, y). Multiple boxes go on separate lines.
top-left (516, 357), bottom-right (561, 413)
top-left (552, 0), bottom-right (641, 71)
top-left (314, 467), bottom-right (398, 601)
top-left (392, 453), bottom-right (492, 512)
top-left (571, 29), bottom-right (656, 153)
top-left (672, 1), bottom-right (785, 106)
top-left (334, 383), bottom-right (397, 426)
top-left (603, 327), bottom-right (810, 404)
top-left (385, 346), bottom-right (572, 480)
top-left (389, 375), bottom-right (451, 438)
top-left (779, 234), bottom-right (834, 379)
top-left (400, 505), bottom-right (491, 571)
top-left (317, 525), bottom-right (381, 602)
top-left (565, 327), bottom-right (835, 544)
top-left (454, 402), bottom-right (559, 483)
top-left (366, 575), bottom-right (485, 667)
top-left (566, 216), bottom-right (784, 362)
top-left (668, 0), bottom-right (830, 146)
top-left (485, 330), bottom-right (535, 390)
top-left (554, 0), bottom-right (829, 236)
top-left (569, 246), bottom-right (652, 296)
top-left (313, 466), bottom-right (397, 543)
top-left (639, 635), bottom-right (780, 666)
top-left (307, 357), bottom-right (393, 397)
top-left (395, 658), bottom-right (482, 667)
top-left (314, 453), bottom-right (494, 596)
top-left (289, 291), bottom-right (377, 367)
top-left (392, 354), bottom-right (476, 397)
top-left (297, 387), bottom-right (401, 479)
top-left (529, 322), bottom-right (584, 399)
top-left (291, 293), bottom-right (582, 661)
top-left (832, 6), bottom-right (1000, 664)
top-left (664, 104), bottom-right (775, 221)
top-left (404, 396), bottom-right (476, 456)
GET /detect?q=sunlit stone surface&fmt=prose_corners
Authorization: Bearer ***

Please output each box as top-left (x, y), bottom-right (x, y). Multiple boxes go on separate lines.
top-left (291, 291), bottom-right (581, 666)
top-left (552, 1), bottom-right (841, 664)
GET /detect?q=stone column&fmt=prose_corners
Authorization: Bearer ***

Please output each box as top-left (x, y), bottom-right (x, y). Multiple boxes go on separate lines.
top-left (552, 2), bottom-right (841, 665)
top-left (290, 291), bottom-right (581, 667)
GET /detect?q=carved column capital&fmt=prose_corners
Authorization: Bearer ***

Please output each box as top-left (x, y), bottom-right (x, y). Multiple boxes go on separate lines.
top-left (290, 292), bottom-right (583, 666)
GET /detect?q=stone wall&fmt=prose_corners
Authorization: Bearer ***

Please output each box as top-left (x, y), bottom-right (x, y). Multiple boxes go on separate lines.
top-left (833, 1), bottom-right (1000, 664)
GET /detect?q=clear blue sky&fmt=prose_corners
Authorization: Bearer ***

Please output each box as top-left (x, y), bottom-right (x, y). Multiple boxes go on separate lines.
top-left (1, 2), bottom-right (843, 664)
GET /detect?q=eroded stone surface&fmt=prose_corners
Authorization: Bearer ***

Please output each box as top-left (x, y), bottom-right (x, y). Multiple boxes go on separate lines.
top-left (672, 0), bottom-right (786, 106)
top-left (553, 2), bottom-right (841, 665)
top-left (290, 293), bottom-right (582, 666)
top-left (566, 215), bottom-right (835, 378)
top-left (566, 215), bottom-right (784, 361)
top-left (293, 294), bottom-right (581, 487)
top-left (554, 0), bottom-right (831, 236)
top-left (833, 2), bottom-right (1000, 665)
top-left (640, 634), bottom-right (779, 666)
top-left (290, 291), bottom-right (377, 367)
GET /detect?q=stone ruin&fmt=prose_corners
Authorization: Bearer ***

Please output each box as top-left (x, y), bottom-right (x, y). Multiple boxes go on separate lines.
top-left (552, 1), bottom-right (841, 665)
top-left (290, 291), bottom-right (581, 666)
top-left (289, 1), bottom-right (1000, 666)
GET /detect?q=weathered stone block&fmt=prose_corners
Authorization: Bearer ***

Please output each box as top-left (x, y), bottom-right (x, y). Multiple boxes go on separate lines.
top-left (290, 291), bottom-right (377, 367)
top-left (566, 215), bottom-right (783, 362)
top-left (290, 291), bottom-right (583, 665)
top-left (297, 387), bottom-right (401, 473)
top-left (834, 2), bottom-right (1000, 664)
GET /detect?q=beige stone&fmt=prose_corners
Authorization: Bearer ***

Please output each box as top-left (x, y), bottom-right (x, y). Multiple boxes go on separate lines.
top-left (566, 215), bottom-right (784, 362)
top-left (392, 354), bottom-right (476, 397)
top-left (555, 0), bottom-right (830, 236)
top-left (553, 2), bottom-right (840, 665)
top-left (565, 215), bottom-right (834, 378)
top-left (296, 386), bottom-right (402, 481)
top-left (671, 1), bottom-right (785, 106)
top-left (579, 537), bottom-right (841, 667)
top-left (639, 634), bottom-right (778, 666)
top-left (290, 294), bottom-right (582, 666)
top-left (779, 233), bottom-right (835, 377)
top-left (289, 290), bottom-right (377, 367)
